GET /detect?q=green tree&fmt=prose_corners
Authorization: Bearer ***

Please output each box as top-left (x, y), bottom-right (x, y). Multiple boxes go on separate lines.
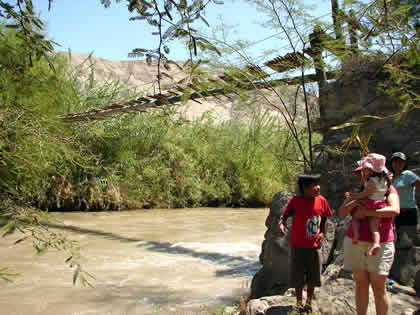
top-left (0, 2), bottom-right (96, 284)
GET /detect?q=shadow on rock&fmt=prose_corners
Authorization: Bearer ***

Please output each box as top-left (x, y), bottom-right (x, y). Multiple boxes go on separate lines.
top-left (264, 305), bottom-right (295, 314)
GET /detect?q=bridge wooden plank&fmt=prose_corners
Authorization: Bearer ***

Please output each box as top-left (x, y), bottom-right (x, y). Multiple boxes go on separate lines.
top-left (63, 71), bottom-right (336, 122)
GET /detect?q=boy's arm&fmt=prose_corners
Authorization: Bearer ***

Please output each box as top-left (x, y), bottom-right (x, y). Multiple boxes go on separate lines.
top-left (278, 198), bottom-right (294, 236)
top-left (316, 217), bottom-right (328, 244)
top-left (279, 211), bottom-right (290, 225)
top-left (318, 199), bottom-right (332, 242)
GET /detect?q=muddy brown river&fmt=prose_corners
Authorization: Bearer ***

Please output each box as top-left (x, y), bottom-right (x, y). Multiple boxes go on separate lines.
top-left (0, 208), bottom-right (268, 314)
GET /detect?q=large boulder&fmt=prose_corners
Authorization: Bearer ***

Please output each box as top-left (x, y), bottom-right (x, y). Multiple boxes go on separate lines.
top-left (249, 191), bottom-right (293, 300)
top-left (390, 242), bottom-right (420, 287)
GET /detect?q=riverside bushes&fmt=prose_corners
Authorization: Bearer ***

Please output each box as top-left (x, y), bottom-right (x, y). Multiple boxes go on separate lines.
top-left (85, 111), bottom-right (315, 209)
top-left (0, 28), bottom-right (95, 210)
top-left (0, 28), bottom-right (317, 212)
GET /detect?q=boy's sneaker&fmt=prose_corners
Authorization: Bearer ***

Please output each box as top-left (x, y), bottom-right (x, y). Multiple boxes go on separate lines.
top-left (294, 303), bottom-right (313, 314)
top-left (294, 303), bottom-right (304, 313)
top-left (303, 304), bottom-right (313, 314)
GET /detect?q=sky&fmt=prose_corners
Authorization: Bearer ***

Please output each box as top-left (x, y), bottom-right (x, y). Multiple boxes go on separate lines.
top-left (33, 0), bottom-right (334, 65)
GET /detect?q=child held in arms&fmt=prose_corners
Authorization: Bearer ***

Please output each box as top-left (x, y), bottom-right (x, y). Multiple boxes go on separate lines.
top-left (345, 153), bottom-right (392, 256)
top-left (278, 174), bottom-right (332, 313)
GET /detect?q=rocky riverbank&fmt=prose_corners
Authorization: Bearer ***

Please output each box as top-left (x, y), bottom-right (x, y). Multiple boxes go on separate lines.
top-left (227, 191), bottom-right (420, 315)
top-left (241, 267), bottom-right (419, 315)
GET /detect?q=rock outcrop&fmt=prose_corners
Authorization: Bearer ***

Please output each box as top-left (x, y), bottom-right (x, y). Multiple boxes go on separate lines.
top-left (246, 269), bottom-right (419, 315)
top-left (316, 79), bottom-right (420, 210)
top-left (249, 191), bottom-right (293, 300)
top-left (317, 78), bottom-right (420, 289)
top-left (246, 76), bottom-right (420, 314)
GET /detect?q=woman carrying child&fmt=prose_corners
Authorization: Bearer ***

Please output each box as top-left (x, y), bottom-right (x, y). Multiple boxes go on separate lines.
top-left (339, 154), bottom-right (400, 315)
top-left (345, 153), bottom-right (392, 256)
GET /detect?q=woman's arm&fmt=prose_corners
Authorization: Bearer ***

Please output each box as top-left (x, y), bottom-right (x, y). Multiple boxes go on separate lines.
top-left (413, 178), bottom-right (420, 189)
top-left (337, 197), bottom-right (358, 217)
top-left (353, 192), bottom-right (400, 219)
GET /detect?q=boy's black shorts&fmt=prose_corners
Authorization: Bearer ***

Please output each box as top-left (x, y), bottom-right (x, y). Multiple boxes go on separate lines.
top-left (288, 247), bottom-right (321, 288)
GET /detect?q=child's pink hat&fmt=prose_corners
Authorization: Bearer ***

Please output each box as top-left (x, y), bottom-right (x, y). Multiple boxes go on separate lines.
top-left (353, 156), bottom-right (367, 174)
top-left (361, 153), bottom-right (388, 173)
top-left (353, 165), bottom-right (362, 174)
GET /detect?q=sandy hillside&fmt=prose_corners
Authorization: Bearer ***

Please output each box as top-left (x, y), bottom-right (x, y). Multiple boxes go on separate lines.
top-left (62, 52), bottom-right (318, 124)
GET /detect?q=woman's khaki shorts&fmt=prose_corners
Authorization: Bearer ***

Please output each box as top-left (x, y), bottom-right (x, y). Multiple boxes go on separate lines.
top-left (343, 236), bottom-right (395, 275)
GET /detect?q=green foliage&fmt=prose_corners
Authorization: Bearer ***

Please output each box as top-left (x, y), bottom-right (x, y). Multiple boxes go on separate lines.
top-left (0, 0), bottom-right (56, 68)
top-left (336, 0), bottom-right (419, 118)
top-left (80, 109), bottom-right (312, 209)
top-left (0, 28), bottom-right (84, 204)
top-left (66, 51), bottom-right (135, 114)
top-left (0, 17), bottom-right (313, 213)
top-left (0, 21), bottom-right (103, 284)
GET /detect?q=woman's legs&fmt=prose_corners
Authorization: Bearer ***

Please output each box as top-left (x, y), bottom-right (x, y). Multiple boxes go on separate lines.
top-left (353, 271), bottom-right (390, 315)
top-left (353, 270), bottom-right (370, 315)
top-left (370, 273), bottom-right (389, 315)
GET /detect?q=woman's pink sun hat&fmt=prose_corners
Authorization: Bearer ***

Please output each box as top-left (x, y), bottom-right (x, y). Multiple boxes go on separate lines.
top-left (361, 153), bottom-right (389, 173)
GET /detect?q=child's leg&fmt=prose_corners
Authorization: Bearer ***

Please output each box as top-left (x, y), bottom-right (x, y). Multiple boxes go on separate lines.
top-left (352, 218), bottom-right (360, 244)
top-left (289, 247), bottom-right (305, 309)
top-left (368, 217), bottom-right (381, 256)
top-left (303, 248), bottom-right (321, 313)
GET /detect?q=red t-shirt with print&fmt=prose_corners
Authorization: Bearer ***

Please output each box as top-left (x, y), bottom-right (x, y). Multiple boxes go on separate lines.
top-left (282, 195), bottom-right (332, 248)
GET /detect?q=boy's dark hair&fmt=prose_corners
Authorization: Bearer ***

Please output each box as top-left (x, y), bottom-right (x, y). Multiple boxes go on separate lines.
top-left (297, 174), bottom-right (321, 195)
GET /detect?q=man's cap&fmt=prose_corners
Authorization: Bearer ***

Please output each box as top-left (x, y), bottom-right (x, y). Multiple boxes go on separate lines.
top-left (391, 152), bottom-right (406, 161)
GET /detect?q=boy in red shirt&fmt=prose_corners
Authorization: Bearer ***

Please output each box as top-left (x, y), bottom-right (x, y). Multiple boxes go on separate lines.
top-left (278, 174), bottom-right (332, 313)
